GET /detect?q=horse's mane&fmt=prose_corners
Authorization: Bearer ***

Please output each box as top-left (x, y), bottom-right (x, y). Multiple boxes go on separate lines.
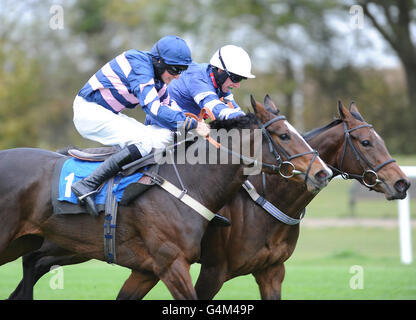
top-left (302, 119), bottom-right (343, 140)
top-left (302, 111), bottom-right (365, 141)
top-left (209, 113), bottom-right (256, 131)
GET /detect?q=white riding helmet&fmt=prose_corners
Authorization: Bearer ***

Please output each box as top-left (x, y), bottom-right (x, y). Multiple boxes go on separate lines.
top-left (210, 45), bottom-right (255, 79)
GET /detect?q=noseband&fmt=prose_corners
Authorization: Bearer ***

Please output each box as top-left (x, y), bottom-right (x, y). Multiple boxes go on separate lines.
top-left (331, 121), bottom-right (396, 188)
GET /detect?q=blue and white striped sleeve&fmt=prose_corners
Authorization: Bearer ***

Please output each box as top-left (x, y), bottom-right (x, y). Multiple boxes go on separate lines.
top-left (128, 60), bottom-right (197, 130)
top-left (221, 92), bottom-right (245, 119)
top-left (191, 83), bottom-right (245, 120)
top-left (138, 82), bottom-right (197, 130)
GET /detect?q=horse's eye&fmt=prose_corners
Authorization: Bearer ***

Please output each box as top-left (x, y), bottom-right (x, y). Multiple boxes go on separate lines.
top-left (361, 140), bottom-right (371, 147)
top-left (279, 133), bottom-right (290, 140)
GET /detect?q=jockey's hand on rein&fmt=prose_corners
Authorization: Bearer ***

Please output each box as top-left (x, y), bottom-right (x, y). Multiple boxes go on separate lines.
top-left (196, 121), bottom-right (210, 137)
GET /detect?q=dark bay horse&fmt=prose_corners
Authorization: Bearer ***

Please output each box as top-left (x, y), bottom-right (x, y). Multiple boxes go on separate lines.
top-left (194, 99), bottom-right (410, 299)
top-left (4, 98), bottom-right (332, 300)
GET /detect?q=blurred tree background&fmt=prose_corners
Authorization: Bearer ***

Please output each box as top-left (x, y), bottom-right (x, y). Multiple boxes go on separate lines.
top-left (0, 0), bottom-right (415, 153)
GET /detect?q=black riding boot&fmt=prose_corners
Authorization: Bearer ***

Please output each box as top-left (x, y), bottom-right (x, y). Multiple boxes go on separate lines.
top-left (71, 146), bottom-right (141, 216)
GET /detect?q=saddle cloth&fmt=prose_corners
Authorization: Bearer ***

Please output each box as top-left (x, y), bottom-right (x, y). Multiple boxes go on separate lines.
top-left (58, 157), bottom-right (145, 204)
top-left (52, 156), bottom-right (155, 214)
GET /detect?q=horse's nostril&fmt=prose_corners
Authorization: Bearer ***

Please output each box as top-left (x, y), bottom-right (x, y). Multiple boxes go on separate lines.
top-left (315, 170), bottom-right (328, 182)
top-left (395, 179), bottom-right (410, 193)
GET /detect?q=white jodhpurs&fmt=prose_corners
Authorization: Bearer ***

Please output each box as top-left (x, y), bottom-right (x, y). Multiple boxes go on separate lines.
top-left (73, 95), bottom-right (173, 156)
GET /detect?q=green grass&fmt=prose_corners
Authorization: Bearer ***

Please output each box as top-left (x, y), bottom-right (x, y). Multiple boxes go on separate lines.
top-left (282, 226), bottom-right (416, 300)
top-left (1, 227), bottom-right (415, 300)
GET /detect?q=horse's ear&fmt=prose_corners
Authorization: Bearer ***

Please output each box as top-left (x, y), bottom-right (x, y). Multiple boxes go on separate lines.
top-left (349, 101), bottom-right (362, 116)
top-left (264, 94), bottom-right (280, 114)
top-left (338, 100), bottom-right (349, 120)
top-left (250, 94), bottom-right (258, 113)
top-left (251, 94), bottom-right (268, 119)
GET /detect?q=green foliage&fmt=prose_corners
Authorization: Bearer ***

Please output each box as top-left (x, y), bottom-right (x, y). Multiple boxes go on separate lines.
top-left (303, 64), bottom-right (414, 154)
top-left (72, 0), bottom-right (110, 34)
top-left (0, 0), bottom-right (414, 155)
top-left (0, 48), bottom-right (43, 148)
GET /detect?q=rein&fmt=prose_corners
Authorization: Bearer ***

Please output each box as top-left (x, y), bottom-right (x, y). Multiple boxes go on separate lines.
top-left (329, 122), bottom-right (396, 188)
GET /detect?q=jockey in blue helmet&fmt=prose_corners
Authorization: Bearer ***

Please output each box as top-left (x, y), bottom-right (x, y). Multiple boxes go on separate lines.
top-left (71, 35), bottom-right (210, 217)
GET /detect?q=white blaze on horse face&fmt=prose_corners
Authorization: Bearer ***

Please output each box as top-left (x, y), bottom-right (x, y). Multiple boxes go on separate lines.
top-left (374, 130), bottom-right (382, 141)
top-left (284, 120), bottom-right (333, 175)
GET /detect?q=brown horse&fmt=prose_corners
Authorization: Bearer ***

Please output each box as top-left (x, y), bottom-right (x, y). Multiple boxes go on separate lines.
top-left (194, 99), bottom-right (410, 299)
top-left (3, 98), bottom-right (331, 300)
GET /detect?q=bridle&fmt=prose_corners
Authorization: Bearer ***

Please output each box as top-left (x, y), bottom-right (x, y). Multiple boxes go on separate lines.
top-left (329, 121), bottom-right (396, 188)
top-left (217, 113), bottom-right (320, 183)
top-left (254, 115), bottom-right (320, 183)
top-left (237, 113), bottom-right (319, 225)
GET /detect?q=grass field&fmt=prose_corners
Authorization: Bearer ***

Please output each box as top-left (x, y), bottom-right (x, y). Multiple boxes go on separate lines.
top-left (0, 156), bottom-right (415, 300)
top-left (1, 225), bottom-right (415, 300)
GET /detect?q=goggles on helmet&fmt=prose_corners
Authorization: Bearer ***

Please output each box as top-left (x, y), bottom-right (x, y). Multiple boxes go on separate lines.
top-left (156, 43), bottom-right (188, 75)
top-left (165, 64), bottom-right (188, 75)
top-left (218, 48), bottom-right (247, 83)
top-left (228, 72), bottom-right (246, 83)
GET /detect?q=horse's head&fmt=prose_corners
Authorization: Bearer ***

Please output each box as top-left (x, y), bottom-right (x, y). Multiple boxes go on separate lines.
top-left (250, 95), bottom-right (332, 192)
top-left (335, 100), bottom-right (410, 200)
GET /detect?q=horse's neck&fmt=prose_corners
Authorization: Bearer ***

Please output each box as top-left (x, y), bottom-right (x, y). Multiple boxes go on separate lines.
top-left (180, 135), bottom-right (253, 213)
top-left (207, 165), bottom-right (246, 212)
top-left (307, 123), bottom-right (345, 169)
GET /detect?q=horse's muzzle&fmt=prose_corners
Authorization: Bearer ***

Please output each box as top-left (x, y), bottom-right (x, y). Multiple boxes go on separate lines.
top-left (390, 178), bottom-right (411, 200)
top-left (313, 169), bottom-right (332, 189)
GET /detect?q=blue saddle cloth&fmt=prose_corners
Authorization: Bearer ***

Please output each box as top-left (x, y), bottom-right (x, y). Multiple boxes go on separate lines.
top-left (58, 158), bottom-right (145, 205)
